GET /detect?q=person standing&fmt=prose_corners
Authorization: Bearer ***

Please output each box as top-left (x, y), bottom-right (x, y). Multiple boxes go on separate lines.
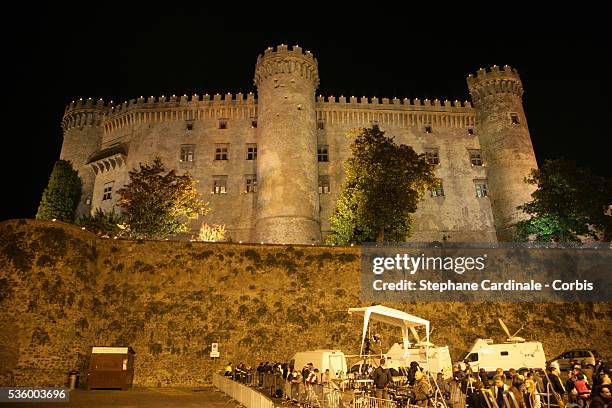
top-left (467, 380), bottom-right (489, 408)
top-left (372, 358), bottom-right (393, 400)
top-left (414, 370), bottom-right (433, 407)
top-left (224, 362), bottom-right (233, 378)
top-left (590, 385), bottom-right (611, 408)
top-left (492, 375), bottom-right (510, 408)
top-left (450, 364), bottom-right (467, 408)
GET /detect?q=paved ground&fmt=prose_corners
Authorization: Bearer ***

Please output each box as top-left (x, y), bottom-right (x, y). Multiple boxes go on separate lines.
top-left (0, 386), bottom-right (241, 407)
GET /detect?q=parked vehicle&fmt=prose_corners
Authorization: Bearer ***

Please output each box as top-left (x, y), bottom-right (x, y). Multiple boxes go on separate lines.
top-left (547, 349), bottom-right (601, 371)
top-left (290, 350), bottom-right (348, 378)
top-left (463, 319), bottom-right (547, 375)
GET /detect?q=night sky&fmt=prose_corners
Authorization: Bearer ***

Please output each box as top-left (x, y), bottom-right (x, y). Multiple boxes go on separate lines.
top-left (4, 5), bottom-right (610, 222)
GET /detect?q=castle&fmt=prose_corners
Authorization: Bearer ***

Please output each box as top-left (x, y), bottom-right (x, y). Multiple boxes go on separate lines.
top-left (59, 44), bottom-right (538, 244)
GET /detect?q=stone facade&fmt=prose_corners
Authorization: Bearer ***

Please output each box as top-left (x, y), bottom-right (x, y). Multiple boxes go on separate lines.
top-left (60, 45), bottom-right (538, 244)
top-left (1, 220), bottom-right (610, 387)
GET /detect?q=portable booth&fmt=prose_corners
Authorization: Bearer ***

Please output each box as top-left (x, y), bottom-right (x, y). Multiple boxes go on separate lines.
top-left (87, 347), bottom-right (135, 390)
top-left (348, 305), bottom-right (431, 367)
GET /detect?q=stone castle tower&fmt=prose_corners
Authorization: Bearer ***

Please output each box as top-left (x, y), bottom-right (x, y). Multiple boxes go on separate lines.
top-left (58, 45), bottom-right (538, 244)
top-left (467, 66), bottom-right (538, 241)
top-left (254, 45), bottom-right (321, 244)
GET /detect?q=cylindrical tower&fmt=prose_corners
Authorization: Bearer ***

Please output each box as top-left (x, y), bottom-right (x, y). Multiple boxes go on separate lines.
top-left (467, 66), bottom-right (538, 241)
top-left (253, 44), bottom-right (321, 244)
top-left (60, 98), bottom-right (106, 220)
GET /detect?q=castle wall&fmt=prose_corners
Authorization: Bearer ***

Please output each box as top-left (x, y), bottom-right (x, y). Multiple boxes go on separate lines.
top-left (1, 220), bottom-right (610, 387)
top-left (59, 48), bottom-right (539, 244)
top-left (73, 94), bottom-right (496, 243)
top-left (316, 97), bottom-right (497, 242)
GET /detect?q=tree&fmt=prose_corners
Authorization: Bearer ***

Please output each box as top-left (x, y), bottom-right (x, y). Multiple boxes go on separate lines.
top-left (78, 208), bottom-right (124, 237)
top-left (116, 158), bottom-right (210, 239)
top-left (516, 159), bottom-right (612, 242)
top-left (198, 223), bottom-right (226, 242)
top-left (326, 125), bottom-right (437, 244)
top-left (36, 160), bottom-right (82, 223)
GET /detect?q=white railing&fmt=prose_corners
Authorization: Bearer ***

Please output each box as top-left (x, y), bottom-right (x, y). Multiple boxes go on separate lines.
top-left (213, 373), bottom-right (275, 408)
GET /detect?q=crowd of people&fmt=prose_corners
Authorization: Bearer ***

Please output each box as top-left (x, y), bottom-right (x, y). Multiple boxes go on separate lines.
top-left (221, 359), bottom-right (611, 408)
top-left (223, 360), bottom-right (335, 403)
top-left (443, 361), bottom-right (611, 408)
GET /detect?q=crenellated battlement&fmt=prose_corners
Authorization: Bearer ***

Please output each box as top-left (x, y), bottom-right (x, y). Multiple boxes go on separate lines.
top-left (62, 98), bottom-right (109, 131)
top-left (101, 92), bottom-right (258, 134)
top-left (316, 95), bottom-right (473, 110)
top-left (466, 65), bottom-right (524, 103)
top-left (254, 44), bottom-right (320, 89)
top-left (62, 93), bottom-right (259, 133)
top-left (256, 44), bottom-right (316, 64)
top-left (466, 65), bottom-right (520, 85)
top-left (64, 97), bottom-right (110, 114)
top-left (106, 92), bottom-right (257, 115)
top-left (315, 95), bottom-right (475, 129)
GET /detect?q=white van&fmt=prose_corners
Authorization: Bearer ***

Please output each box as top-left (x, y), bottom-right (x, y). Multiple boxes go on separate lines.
top-left (290, 350), bottom-right (348, 379)
top-left (464, 339), bottom-right (547, 374)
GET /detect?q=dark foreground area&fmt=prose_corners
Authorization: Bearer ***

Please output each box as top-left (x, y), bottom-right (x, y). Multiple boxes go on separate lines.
top-left (0, 386), bottom-right (240, 408)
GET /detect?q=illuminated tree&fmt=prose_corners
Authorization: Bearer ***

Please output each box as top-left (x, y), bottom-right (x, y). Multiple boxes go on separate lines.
top-left (198, 223), bottom-right (226, 242)
top-left (516, 159), bottom-right (612, 242)
top-left (326, 125), bottom-right (437, 244)
top-left (36, 160), bottom-right (82, 223)
top-left (116, 158), bottom-right (210, 239)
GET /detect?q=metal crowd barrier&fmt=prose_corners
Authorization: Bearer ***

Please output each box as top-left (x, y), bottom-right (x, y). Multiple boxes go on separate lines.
top-left (352, 394), bottom-right (398, 408)
top-left (213, 373), bottom-right (275, 408)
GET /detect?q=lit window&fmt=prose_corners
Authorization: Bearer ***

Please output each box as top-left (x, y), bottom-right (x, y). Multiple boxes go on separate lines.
top-left (469, 150), bottom-right (483, 166)
top-left (425, 148), bottom-right (440, 165)
top-left (246, 144), bottom-right (257, 160)
top-left (215, 145), bottom-right (228, 160)
top-left (431, 179), bottom-right (444, 197)
top-left (219, 119), bottom-right (228, 129)
top-left (475, 180), bottom-right (489, 197)
top-left (467, 128), bottom-right (474, 135)
top-left (102, 181), bottom-right (114, 201)
top-left (245, 175), bottom-right (257, 193)
top-left (424, 125), bottom-right (433, 133)
top-left (510, 113), bottom-right (520, 125)
top-left (318, 145), bottom-right (329, 162)
top-left (180, 145), bottom-right (194, 162)
top-left (318, 176), bottom-right (330, 194)
top-left (213, 176), bottom-right (227, 194)
top-left (317, 121), bottom-right (325, 130)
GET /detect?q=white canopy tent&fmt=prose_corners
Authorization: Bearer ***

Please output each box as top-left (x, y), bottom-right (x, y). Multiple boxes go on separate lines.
top-left (348, 305), bottom-right (430, 366)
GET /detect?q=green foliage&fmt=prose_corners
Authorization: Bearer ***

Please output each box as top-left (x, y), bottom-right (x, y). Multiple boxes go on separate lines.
top-left (36, 160), bottom-right (82, 223)
top-left (326, 126), bottom-right (437, 244)
top-left (78, 208), bottom-right (124, 236)
top-left (116, 157), bottom-right (210, 239)
top-left (516, 159), bottom-right (612, 242)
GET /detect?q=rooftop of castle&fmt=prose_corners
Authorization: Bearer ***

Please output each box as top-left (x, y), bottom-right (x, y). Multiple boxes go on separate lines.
top-left (466, 65), bottom-right (521, 86)
top-left (256, 44), bottom-right (316, 64)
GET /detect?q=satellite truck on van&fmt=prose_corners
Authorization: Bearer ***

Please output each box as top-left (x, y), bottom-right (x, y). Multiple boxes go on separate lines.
top-left (463, 319), bottom-right (547, 376)
top-left (290, 350), bottom-right (348, 378)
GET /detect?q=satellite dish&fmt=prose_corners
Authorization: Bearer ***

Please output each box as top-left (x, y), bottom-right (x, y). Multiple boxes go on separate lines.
top-left (498, 318), bottom-right (525, 343)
